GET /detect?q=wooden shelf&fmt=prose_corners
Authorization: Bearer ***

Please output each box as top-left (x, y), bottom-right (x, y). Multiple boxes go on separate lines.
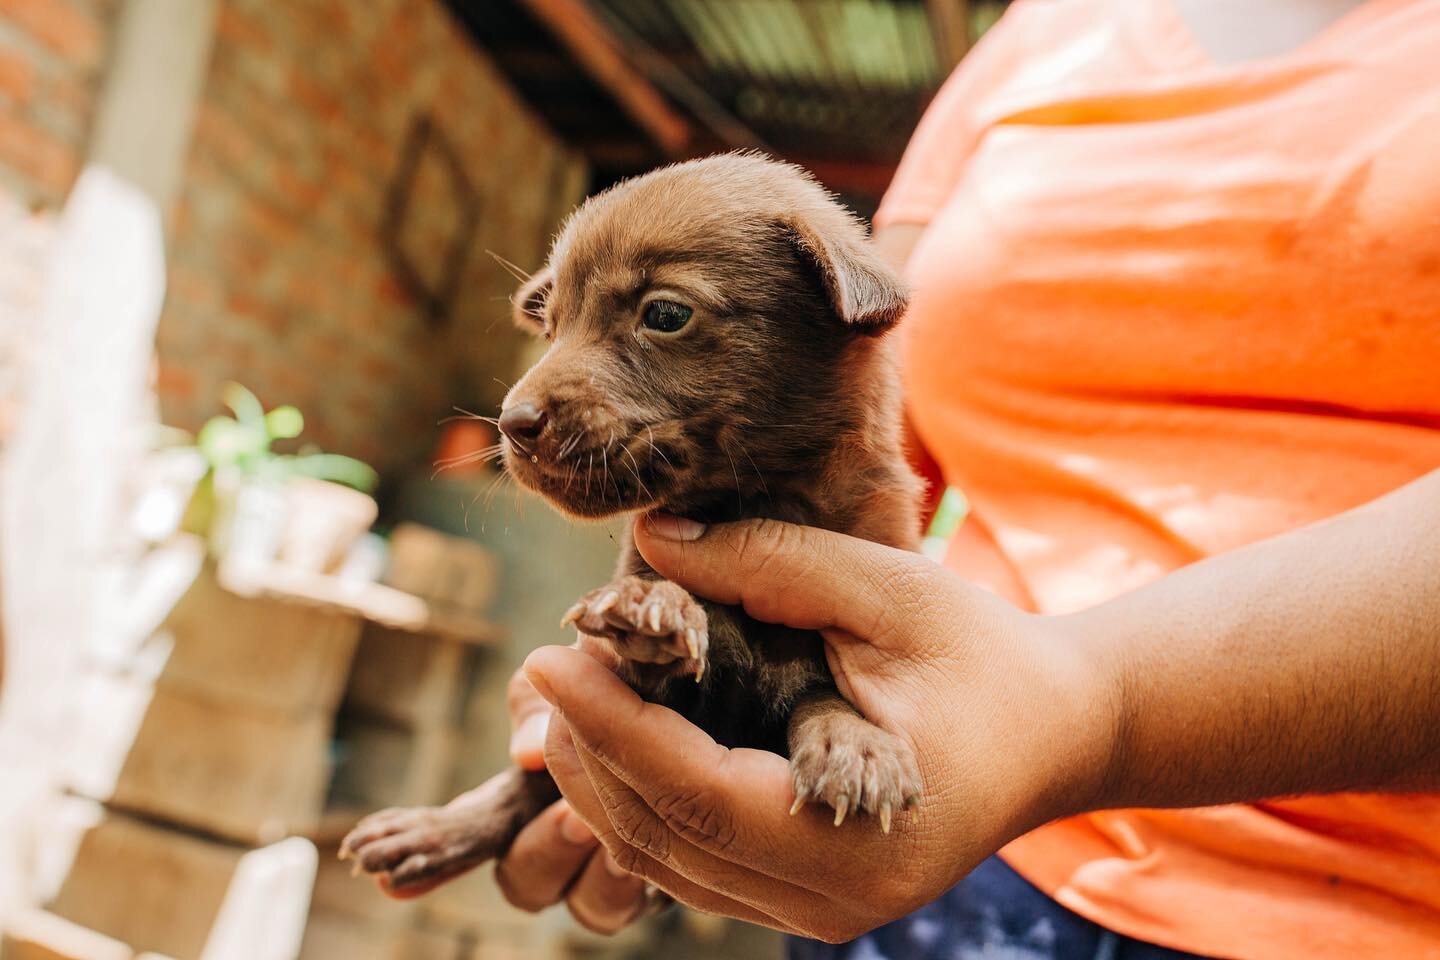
top-left (216, 561), bottom-right (504, 646)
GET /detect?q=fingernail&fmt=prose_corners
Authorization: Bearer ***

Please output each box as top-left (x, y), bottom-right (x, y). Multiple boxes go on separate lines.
top-left (644, 512), bottom-right (706, 542)
top-left (509, 712), bottom-right (549, 762)
top-left (602, 850), bottom-right (631, 879)
top-left (558, 804), bottom-right (594, 845)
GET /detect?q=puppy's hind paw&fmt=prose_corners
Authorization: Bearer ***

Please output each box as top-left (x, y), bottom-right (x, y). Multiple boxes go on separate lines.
top-left (789, 722), bottom-right (922, 834)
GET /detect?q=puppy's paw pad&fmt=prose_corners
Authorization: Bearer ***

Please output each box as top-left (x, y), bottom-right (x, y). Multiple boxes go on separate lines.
top-left (562, 576), bottom-right (708, 677)
top-left (790, 724), bottom-right (922, 833)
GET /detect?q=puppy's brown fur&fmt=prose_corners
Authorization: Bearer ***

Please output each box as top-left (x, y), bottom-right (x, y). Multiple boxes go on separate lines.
top-left (342, 153), bottom-right (925, 893)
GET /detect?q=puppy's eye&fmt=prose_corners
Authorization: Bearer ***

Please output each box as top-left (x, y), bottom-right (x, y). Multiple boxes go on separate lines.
top-left (642, 300), bottom-right (692, 334)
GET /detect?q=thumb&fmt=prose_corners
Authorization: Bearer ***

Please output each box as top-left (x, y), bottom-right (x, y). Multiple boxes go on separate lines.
top-left (632, 514), bottom-right (930, 646)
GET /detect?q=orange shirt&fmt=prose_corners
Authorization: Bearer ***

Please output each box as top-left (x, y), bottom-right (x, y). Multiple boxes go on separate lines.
top-left (877, 1), bottom-right (1440, 957)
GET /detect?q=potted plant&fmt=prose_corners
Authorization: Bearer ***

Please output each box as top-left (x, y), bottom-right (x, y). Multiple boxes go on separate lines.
top-left (179, 382), bottom-right (379, 573)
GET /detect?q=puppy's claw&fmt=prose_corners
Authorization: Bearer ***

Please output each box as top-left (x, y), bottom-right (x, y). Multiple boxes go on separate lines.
top-left (879, 802), bottom-right (892, 835)
top-left (833, 796), bottom-right (850, 827)
top-left (593, 591), bottom-right (620, 615)
top-left (684, 628), bottom-right (699, 660)
top-left (646, 604), bottom-right (662, 633)
top-left (560, 602), bottom-right (585, 628)
top-left (789, 796), bottom-right (805, 816)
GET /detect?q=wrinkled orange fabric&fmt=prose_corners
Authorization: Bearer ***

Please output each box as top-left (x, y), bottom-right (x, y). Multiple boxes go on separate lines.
top-left (876, 1), bottom-right (1440, 957)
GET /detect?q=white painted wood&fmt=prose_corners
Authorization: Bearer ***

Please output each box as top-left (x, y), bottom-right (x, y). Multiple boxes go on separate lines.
top-left (0, 169), bottom-right (166, 910)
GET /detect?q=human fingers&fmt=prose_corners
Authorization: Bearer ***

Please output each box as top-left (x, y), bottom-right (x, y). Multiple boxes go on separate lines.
top-left (633, 514), bottom-right (943, 652)
top-left (542, 712), bottom-right (804, 933)
top-left (507, 668), bottom-right (552, 771)
top-left (494, 798), bottom-right (604, 912)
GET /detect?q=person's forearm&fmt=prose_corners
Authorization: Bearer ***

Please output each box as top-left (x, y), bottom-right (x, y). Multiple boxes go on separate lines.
top-left (1063, 469), bottom-right (1440, 813)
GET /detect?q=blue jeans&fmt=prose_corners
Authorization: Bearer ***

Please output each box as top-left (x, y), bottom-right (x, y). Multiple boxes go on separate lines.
top-left (789, 856), bottom-right (1211, 960)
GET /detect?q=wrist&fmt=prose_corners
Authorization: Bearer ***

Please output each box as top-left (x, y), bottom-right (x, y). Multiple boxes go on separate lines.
top-left (1019, 609), bottom-right (1126, 826)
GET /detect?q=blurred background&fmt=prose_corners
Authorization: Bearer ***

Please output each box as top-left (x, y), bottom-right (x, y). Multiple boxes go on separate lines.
top-left (0, 1), bottom-right (1006, 958)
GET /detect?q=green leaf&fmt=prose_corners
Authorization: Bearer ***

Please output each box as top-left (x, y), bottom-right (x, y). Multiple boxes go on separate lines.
top-left (196, 416), bottom-right (266, 467)
top-left (285, 453), bottom-right (379, 493)
top-left (265, 405), bottom-right (304, 440)
top-left (220, 381), bottom-right (266, 432)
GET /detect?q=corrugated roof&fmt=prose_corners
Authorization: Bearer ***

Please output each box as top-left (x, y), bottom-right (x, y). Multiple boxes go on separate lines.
top-left (591, 0), bottom-right (947, 166)
top-left (452, 0), bottom-right (1013, 206)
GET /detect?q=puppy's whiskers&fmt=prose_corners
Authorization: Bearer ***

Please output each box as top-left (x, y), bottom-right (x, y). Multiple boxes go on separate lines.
top-left (485, 249), bottom-right (532, 284)
top-left (442, 406), bottom-right (502, 427)
top-left (464, 468), bottom-right (512, 532)
top-left (620, 444), bottom-right (654, 502)
top-left (738, 443), bottom-right (770, 500)
top-left (431, 443), bottom-right (505, 479)
top-left (724, 447), bottom-right (744, 515)
top-left (645, 426), bottom-right (675, 473)
top-left (557, 430), bottom-right (584, 461)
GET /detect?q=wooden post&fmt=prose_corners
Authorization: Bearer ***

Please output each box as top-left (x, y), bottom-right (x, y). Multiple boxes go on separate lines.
top-left (925, 0), bottom-right (972, 71)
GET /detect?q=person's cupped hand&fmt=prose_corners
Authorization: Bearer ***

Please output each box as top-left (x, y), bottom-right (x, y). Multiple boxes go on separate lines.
top-left (522, 513), bottom-right (1117, 943)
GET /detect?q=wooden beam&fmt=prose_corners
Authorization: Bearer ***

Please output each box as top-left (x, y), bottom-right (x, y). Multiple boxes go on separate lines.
top-left (576, 138), bottom-right (661, 170)
top-left (925, 0), bottom-right (971, 70)
top-left (790, 157), bottom-right (899, 201)
top-left (518, 0), bottom-right (692, 157)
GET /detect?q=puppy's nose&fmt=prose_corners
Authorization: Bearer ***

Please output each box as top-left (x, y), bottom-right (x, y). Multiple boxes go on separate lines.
top-left (499, 401), bottom-right (548, 442)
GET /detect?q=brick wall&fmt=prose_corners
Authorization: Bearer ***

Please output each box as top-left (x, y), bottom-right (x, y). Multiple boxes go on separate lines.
top-left (0, 0), bottom-right (115, 209)
top-left (156, 0), bottom-right (587, 476)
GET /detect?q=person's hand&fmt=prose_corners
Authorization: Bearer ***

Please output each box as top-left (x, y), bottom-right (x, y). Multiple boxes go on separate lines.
top-left (523, 514), bottom-right (1115, 943)
top-left (493, 650), bottom-right (654, 933)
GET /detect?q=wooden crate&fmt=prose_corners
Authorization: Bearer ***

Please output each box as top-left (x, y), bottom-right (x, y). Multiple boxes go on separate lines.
top-left (327, 719), bottom-right (457, 812)
top-left (297, 911), bottom-right (464, 960)
top-left (309, 844), bottom-right (419, 931)
top-left (344, 626), bottom-right (471, 729)
top-left (156, 566), bottom-right (362, 718)
top-left (0, 908), bottom-right (136, 960)
top-left (64, 672), bottom-right (332, 844)
top-left (383, 526), bottom-right (499, 620)
top-left (40, 803), bottom-right (315, 960)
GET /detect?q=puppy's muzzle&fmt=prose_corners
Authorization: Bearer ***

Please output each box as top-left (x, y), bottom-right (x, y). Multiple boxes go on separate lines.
top-left (498, 401), bottom-right (549, 443)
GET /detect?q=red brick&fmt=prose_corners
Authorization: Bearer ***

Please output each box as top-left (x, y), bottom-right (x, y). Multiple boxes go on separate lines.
top-left (215, 5), bottom-right (270, 53)
top-left (227, 290), bottom-right (289, 338)
top-left (0, 46), bottom-right (34, 102)
top-left (154, 360), bottom-right (196, 400)
top-left (288, 69), bottom-right (344, 126)
top-left (193, 100), bottom-right (258, 170)
top-left (167, 261), bottom-right (220, 309)
top-left (374, 273), bottom-right (410, 308)
top-left (0, 109), bottom-right (78, 196)
top-left (317, 0), bottom-right (351, 34)
top-left (238, 192), bottom-right (300, 246)
top-left (358, 353), bottom-right (399, 383)
top-left (219, 234), bottom-right (268, 277)
top-left (274, 166), bottom-right (321, 213)
top-left (0, 0), bottom-right (104, 71)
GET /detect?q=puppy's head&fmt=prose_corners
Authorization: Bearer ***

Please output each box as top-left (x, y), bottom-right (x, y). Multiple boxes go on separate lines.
top-left (498, 153), bottom-right (906, 519)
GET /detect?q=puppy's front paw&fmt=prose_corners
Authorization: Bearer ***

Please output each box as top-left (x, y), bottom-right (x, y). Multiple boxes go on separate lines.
top-left (790, 721), bottom-right (922, 834)
top-left (338, 805), bottom-right (498, 896)
top-left (562, 575), bottom-right (709, 679)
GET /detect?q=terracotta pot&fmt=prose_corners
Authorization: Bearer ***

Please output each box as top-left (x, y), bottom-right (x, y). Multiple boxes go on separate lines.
top-left (276, 477), bottom-right (378, 574)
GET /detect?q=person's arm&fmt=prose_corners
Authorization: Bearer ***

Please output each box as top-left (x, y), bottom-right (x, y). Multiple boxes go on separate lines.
top-left (523, 469), bottom-right (1440, 941)
top-left (1079, 468), bottom-right (1440, 806)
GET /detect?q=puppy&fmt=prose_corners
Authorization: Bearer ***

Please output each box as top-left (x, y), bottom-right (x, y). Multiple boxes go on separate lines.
top-left (341, 153), bottom-right (924, 896)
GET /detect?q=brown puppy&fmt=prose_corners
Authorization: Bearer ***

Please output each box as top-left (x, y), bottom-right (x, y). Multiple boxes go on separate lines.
top-left (341, 153), bottom-right (924, 895)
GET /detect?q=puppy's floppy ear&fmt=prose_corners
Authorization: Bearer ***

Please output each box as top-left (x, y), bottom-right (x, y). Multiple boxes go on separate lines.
top-left (783, 217), bottom-right (907, 333)
top-left (511, 265), bottom-right (553, 334)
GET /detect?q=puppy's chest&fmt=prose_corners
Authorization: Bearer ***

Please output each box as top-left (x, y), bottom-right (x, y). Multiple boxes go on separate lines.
top-left (625, 597), bottom-right (828, 754)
